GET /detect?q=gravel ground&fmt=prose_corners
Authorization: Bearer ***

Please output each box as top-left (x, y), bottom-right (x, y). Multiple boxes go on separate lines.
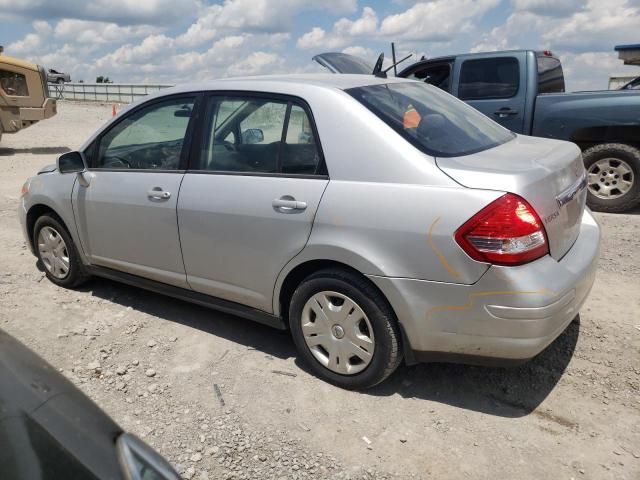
top-left (1, 102), bottom-right (639, 480)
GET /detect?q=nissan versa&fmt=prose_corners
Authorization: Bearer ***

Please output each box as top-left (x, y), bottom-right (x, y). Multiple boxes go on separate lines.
top-left (19, 75), bottom-right (600, 389)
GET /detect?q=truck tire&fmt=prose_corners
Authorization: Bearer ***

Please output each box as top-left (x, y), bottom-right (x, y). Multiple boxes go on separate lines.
top-left (583, 143), bottom-right (640, 213)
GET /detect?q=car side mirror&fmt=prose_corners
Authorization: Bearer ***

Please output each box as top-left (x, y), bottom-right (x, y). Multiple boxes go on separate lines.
top-left (242, 128), bottom-right (264, 144)
top-left (57, 151), bottom-right (86, 174)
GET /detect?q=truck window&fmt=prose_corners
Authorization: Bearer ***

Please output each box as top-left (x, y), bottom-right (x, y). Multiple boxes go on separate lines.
top-left (407, 63), bottom-right (451, 92)
top-left (458, 57), bottom-right (519, 100)
top-left (0, 70), bottom-right (29, 96)
top-left (537, 56), bottom-right (565, 94)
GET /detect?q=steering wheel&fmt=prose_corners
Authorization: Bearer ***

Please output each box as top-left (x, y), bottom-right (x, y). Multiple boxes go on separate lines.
top-left (103, 155), bottom-right (132, 169)
top-left (221, 140), bottom-right (236, 152)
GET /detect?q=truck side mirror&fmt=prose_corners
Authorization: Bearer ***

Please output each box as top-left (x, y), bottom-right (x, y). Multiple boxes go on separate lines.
top-left (58, 151), bottom-right (86, 174)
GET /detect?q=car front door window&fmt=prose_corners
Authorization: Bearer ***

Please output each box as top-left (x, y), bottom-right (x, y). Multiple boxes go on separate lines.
top-left (95, 97), bottom-right (195, 170)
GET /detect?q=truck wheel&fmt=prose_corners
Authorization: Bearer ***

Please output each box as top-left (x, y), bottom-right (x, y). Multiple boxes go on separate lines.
top-left (583, 143), bottom-right (640, 213)
top-left (289, 268), bottom-right (403, 390)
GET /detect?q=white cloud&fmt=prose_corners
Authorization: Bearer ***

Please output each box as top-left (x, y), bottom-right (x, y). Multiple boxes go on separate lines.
top-left (3, 0), bottom-right (637, 90)
top-left (54, 20), bottom-right (158, 44)
top-left (560, 51), bottom-right (639, 91)
top-left (297, 7), bottom-right (378, 49)
top-left (178, 0), bottom-right (357, 47)
top-left (511, 0), bottom-right (586, 16)
top-left (342, 46), bottom-right (376, 59)
top-left (227, 52), bottom-right (285, 76)
top-left (0, 0), bottom-right (198, 25)
top-left (541, 0), bottom-right (640, 53)
top-left (379, 0), bottom-right (501, 41)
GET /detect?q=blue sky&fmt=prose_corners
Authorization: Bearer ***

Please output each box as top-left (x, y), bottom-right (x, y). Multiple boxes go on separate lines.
top-left (1, 0), bottom-right (638, 90)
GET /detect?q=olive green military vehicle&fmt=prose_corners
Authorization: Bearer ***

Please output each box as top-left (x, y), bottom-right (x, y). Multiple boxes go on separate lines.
top-left (0, 46), bottom-right (57, 143)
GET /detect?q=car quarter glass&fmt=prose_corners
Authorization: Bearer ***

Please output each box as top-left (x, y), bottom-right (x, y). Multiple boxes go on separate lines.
top-left (196, 95), bottom-right (322, 175)
top-left (93, 97), bottom-right (195, 170)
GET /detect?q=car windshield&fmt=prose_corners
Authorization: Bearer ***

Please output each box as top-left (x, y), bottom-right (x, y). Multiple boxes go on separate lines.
top-left (347, 81), bottom-right (515, 157)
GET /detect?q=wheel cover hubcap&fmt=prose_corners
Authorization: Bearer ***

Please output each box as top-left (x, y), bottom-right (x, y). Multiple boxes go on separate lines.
top-left (37, 226), bottom-right (70, 279)
top-left (587, 158), bottom-right (634, 200)
top-left (301, 291), bottom-right (375, 375)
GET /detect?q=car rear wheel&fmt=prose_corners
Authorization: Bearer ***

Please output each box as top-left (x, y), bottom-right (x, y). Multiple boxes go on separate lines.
top-left (583, 143), bottom-right (640, 213)
top-left (289, 269), bottom-right (402, 389)
top-left (33, 215), bottom-right (89, 288)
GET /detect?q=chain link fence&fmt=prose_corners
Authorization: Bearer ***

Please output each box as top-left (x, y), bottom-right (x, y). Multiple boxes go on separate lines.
top-left (48, 83), bottom-right (174, 103)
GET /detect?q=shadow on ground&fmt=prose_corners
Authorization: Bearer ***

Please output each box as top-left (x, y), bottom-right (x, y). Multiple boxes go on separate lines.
top-left (82, 276), bottom-right (578, 419)
top-left (368, 318), bottom-right (579, 419)
top-left (0, 146), bottom-right (70, 156)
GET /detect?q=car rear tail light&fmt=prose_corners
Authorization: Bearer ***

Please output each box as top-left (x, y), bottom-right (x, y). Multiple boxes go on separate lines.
top-left (454, 193), bottom-right (548, 266)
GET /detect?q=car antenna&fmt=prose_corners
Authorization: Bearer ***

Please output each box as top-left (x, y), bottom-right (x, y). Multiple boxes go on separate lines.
top-left (391, 42), bottom-right (398, 76)
top-left (382, 53), bottom-right (413, 75)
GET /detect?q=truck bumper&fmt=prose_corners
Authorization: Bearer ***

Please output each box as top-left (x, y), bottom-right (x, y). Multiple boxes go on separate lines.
top-left (368, 210), bottom-right (600, 365)
top-left (19, 98), bottom-right (57, 121)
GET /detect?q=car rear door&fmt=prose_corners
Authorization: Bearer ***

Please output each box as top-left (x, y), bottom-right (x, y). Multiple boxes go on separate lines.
top-left (451, 52), bottom-right (527, 133)
top-left (177, 93), bottom-right (328, 312)
top-left (72, 95), bottom-right (199, 288)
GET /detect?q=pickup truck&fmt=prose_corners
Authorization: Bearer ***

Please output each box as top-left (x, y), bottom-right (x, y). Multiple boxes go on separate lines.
top-left (315, 50), bottom-right (640, 212)
top-left (47, 68), bottom-right (71, 84)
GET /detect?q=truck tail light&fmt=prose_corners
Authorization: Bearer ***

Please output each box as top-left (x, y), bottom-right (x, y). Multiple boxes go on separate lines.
top-left (454, 193), bottom-right (549, 266)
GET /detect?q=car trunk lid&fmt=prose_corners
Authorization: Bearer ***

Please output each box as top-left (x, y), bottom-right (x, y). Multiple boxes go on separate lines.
top-left (312, 52), bottom-right (374, 74)
top-left (437, 134), bottom-right (587, 261)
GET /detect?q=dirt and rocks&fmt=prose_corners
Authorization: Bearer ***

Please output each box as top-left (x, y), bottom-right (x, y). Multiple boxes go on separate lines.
top-left (0, 102), bottom-right (639, 479)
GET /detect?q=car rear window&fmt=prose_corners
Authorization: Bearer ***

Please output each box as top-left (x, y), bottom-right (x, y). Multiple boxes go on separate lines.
top-left (347, 82), bottom-right (514, 157)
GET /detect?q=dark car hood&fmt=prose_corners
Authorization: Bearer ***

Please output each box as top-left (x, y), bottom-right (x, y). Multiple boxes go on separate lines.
top-left (0, 329), bottom-right (123, 479)
top-left (0, 330), bottom-right (75, 420)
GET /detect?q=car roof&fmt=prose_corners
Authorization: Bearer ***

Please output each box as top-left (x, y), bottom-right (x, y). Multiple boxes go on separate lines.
top-left (158, 73), bottom-right (410, 96)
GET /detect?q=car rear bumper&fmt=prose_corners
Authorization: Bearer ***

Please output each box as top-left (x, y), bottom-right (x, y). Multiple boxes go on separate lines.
top-left (368, 209), bottom-right (600, 364)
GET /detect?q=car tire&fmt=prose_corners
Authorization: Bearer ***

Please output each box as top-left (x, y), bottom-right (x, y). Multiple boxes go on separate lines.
top-left (583, 143), bottom-right (640, 213)
top-left (289, 268), bottom-right (403, 390)
top-left (33, 214), bottom-right (90, 288)
top-left (56, 78), bottom-right (64, 84)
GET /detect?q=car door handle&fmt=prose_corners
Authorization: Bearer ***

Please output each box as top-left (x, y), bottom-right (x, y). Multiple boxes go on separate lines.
top-left (494, 107), bottom-right (518, 118)
top-left (272, 197), bottom-right (307, 211)
top-left (147, 188), bottom-right (171, 200)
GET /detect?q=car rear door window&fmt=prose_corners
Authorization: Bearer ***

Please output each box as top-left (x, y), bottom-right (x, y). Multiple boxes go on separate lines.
top-left (198, 96), bottom-right (323, 175)
top-left (93, 97), bottom-right (195, 170)
top-left (458, 57), bottom-right (519, 100)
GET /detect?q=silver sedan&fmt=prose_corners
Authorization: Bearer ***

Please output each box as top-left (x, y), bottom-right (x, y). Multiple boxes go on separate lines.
top-left (19, 74), bottom-right (600, 389)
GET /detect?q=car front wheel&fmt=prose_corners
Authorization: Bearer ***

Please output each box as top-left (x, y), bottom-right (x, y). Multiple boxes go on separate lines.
top-left (289, 269), bottom-right (402, 389)
top-left (33, 214), bottom-right (89, 288)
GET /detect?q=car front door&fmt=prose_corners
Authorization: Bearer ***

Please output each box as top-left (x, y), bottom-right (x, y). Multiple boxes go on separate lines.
top-left (178, 94), bottom-right (328, 312)
top-left (452, 52), bottom-right (527, 133)
top-left (72, 95), bottom-right (198, 288)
